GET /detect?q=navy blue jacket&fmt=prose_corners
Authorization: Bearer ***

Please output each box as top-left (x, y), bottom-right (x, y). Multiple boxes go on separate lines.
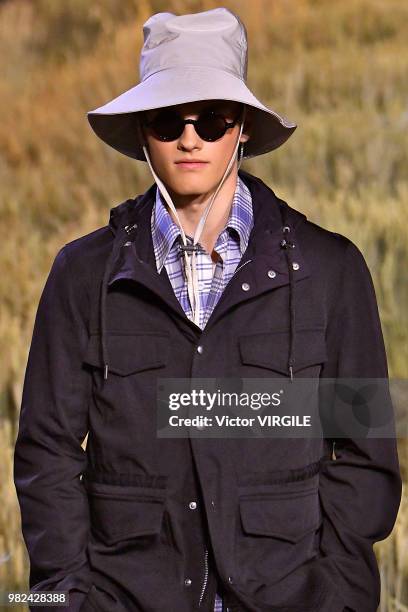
top-left (14, 170), bottom-right (401, 611)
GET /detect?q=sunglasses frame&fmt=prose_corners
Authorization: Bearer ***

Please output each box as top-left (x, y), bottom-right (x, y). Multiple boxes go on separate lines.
top-left (142, 106), bottom-right (244, 142)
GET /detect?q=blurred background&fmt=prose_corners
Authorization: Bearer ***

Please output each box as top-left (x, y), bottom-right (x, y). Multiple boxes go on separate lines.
top-left (0, 0), bottom-right (407, 610)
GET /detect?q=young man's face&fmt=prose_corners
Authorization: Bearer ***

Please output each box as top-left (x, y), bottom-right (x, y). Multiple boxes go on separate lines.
top-left (139, 99), bottom-right (251, 199)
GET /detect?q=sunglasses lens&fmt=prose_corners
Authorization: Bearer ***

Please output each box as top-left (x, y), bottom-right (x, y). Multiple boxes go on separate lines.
top-left (150, 110), bottom-right (183, 141)
top-left (196, 112), bottom-right (227, 141)
top-left (147, 108), bottom-right (237, 142)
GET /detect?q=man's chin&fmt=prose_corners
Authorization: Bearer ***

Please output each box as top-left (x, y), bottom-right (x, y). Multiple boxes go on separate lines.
top-left (165, 179), bottom-right (215, 200)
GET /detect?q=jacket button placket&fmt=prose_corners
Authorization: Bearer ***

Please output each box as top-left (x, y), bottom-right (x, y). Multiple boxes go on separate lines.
top-left (189, 340), bottom-right (218, 608)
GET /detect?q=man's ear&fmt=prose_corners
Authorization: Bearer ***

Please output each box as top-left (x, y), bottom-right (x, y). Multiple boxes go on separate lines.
top-left (240, 107), bottom-right (252, 144)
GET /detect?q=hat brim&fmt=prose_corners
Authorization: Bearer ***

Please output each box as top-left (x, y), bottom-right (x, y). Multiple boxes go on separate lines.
top-left (87, 65), bottom-right (297, 161)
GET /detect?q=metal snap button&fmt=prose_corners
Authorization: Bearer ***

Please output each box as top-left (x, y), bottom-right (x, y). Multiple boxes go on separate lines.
top-left (184, 578), bottom-right (192, 587)
top-left (124, 241), bottom-right (132, 247)
top-left (228, 576), bottom-right (234, 584)
top-left (292, 262), bottom-right (300, 270)
top-left (267, 269), bottom-right (276, 278)
top-left (241, 282), bottom-right (250, 291)
top-left (124, 223), bottom-right (138, 233)
top-left (189, 501), bottom-right (197, 510)
top-left (197, 345), bottom-right (204, 354)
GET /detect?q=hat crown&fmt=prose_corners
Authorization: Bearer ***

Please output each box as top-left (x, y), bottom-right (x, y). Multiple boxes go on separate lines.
top-left (140, 8), bottom-right (248, 82)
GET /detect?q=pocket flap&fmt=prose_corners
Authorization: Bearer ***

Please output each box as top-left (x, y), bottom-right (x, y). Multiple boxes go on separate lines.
top-left (239, 488), bottom-right (322, 543)
top-left (85, 480), bottom-right (166, 546)
top-left (83, 331), bottom-right (169, 376)
top-left (239, 328), bottom-right (328, 375)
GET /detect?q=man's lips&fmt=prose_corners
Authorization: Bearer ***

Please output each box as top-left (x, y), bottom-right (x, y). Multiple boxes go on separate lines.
top-left (175, 160), bottom-right (209, 169)
top-left (175, 159), bottom-right (208, 163)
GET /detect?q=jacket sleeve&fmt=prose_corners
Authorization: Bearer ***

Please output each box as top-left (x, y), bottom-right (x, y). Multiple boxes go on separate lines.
top-left (13, 246), bottom-right (93, 612)
top-left (318, 239), bottom-right (402, 612)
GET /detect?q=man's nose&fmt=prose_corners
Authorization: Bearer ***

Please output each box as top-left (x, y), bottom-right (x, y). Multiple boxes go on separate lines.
top-left (178, 122), bottom-right (201, 149)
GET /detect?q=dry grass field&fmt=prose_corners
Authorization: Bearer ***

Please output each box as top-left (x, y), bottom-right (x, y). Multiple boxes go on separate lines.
top-left (0, 0), bottom-right (407, 609)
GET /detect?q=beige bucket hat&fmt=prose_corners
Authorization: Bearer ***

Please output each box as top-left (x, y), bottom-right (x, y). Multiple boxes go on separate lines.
top-left (87, 7), bottom-right (297, 162)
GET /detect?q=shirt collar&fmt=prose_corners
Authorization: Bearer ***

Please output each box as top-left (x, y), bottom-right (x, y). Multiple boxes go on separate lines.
top-left (151, 174), bottom-right (253, 274)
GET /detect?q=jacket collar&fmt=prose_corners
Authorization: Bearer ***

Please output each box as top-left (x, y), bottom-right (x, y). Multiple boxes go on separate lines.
top-left (104, 169), bottom-right (310, 336)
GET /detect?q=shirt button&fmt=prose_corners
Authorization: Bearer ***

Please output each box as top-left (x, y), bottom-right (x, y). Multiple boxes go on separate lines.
top-left (241, 282), bottom-right (250, 291)
top-left (184, 578), bottom-right (192, 587)
top-left (292, 262), bottom-right (300, 270)
top-left (189, 501), bottom-right (197, 510)
top-left (197, 345), bottom-right (204, 354)
top-left (267, 269), bottom-right (276, 278)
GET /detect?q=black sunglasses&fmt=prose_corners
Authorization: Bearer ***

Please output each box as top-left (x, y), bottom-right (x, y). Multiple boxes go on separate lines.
top-left (142, 106), bottom-right (243, 142)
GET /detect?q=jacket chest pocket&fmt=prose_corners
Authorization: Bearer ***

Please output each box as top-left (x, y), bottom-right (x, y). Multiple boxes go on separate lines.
top-left (238, 327), bottom-right (328, 377)
top-left (82, 331), bottom-right (170, 376)
top-left (84, 479), bottom-right (166, 546)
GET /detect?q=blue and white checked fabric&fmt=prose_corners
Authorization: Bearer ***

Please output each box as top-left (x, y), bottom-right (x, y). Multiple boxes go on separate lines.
top-left (151, 174), bottom-right (253, 610)
top-left (213, 591), bottom-right (224, 611)
top-left (151, 174), bottom-right (254, 330)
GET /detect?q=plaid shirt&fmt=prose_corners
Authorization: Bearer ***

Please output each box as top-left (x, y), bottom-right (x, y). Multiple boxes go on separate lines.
top-left (151, 175), bottom-right (253, 330)
top-left (151, 175), bottom-right (253, 611)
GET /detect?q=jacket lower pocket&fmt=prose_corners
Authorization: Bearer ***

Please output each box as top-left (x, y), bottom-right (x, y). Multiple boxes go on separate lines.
top-left (84, 479), bottom-right (166, 546)
top-left (235, 473), bottom-right (322, 591)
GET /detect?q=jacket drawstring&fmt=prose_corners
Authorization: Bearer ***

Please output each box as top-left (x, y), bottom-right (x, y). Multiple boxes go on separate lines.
top-left (99, 179), bottom-right (297, 384)
top-left (280, 205), bottom-right (296, 381)
top-left (101, 205), bottom-right (297, 384)
top-left (100, 222), bottom-right (138, 381)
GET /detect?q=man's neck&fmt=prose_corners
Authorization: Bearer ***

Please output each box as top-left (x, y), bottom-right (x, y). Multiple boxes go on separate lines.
top-left (165, 168), bottom-right (238, 256)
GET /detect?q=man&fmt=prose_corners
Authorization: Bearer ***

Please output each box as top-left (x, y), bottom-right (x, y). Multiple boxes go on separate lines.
top-left (14, 7), bottom-right (401, 612)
